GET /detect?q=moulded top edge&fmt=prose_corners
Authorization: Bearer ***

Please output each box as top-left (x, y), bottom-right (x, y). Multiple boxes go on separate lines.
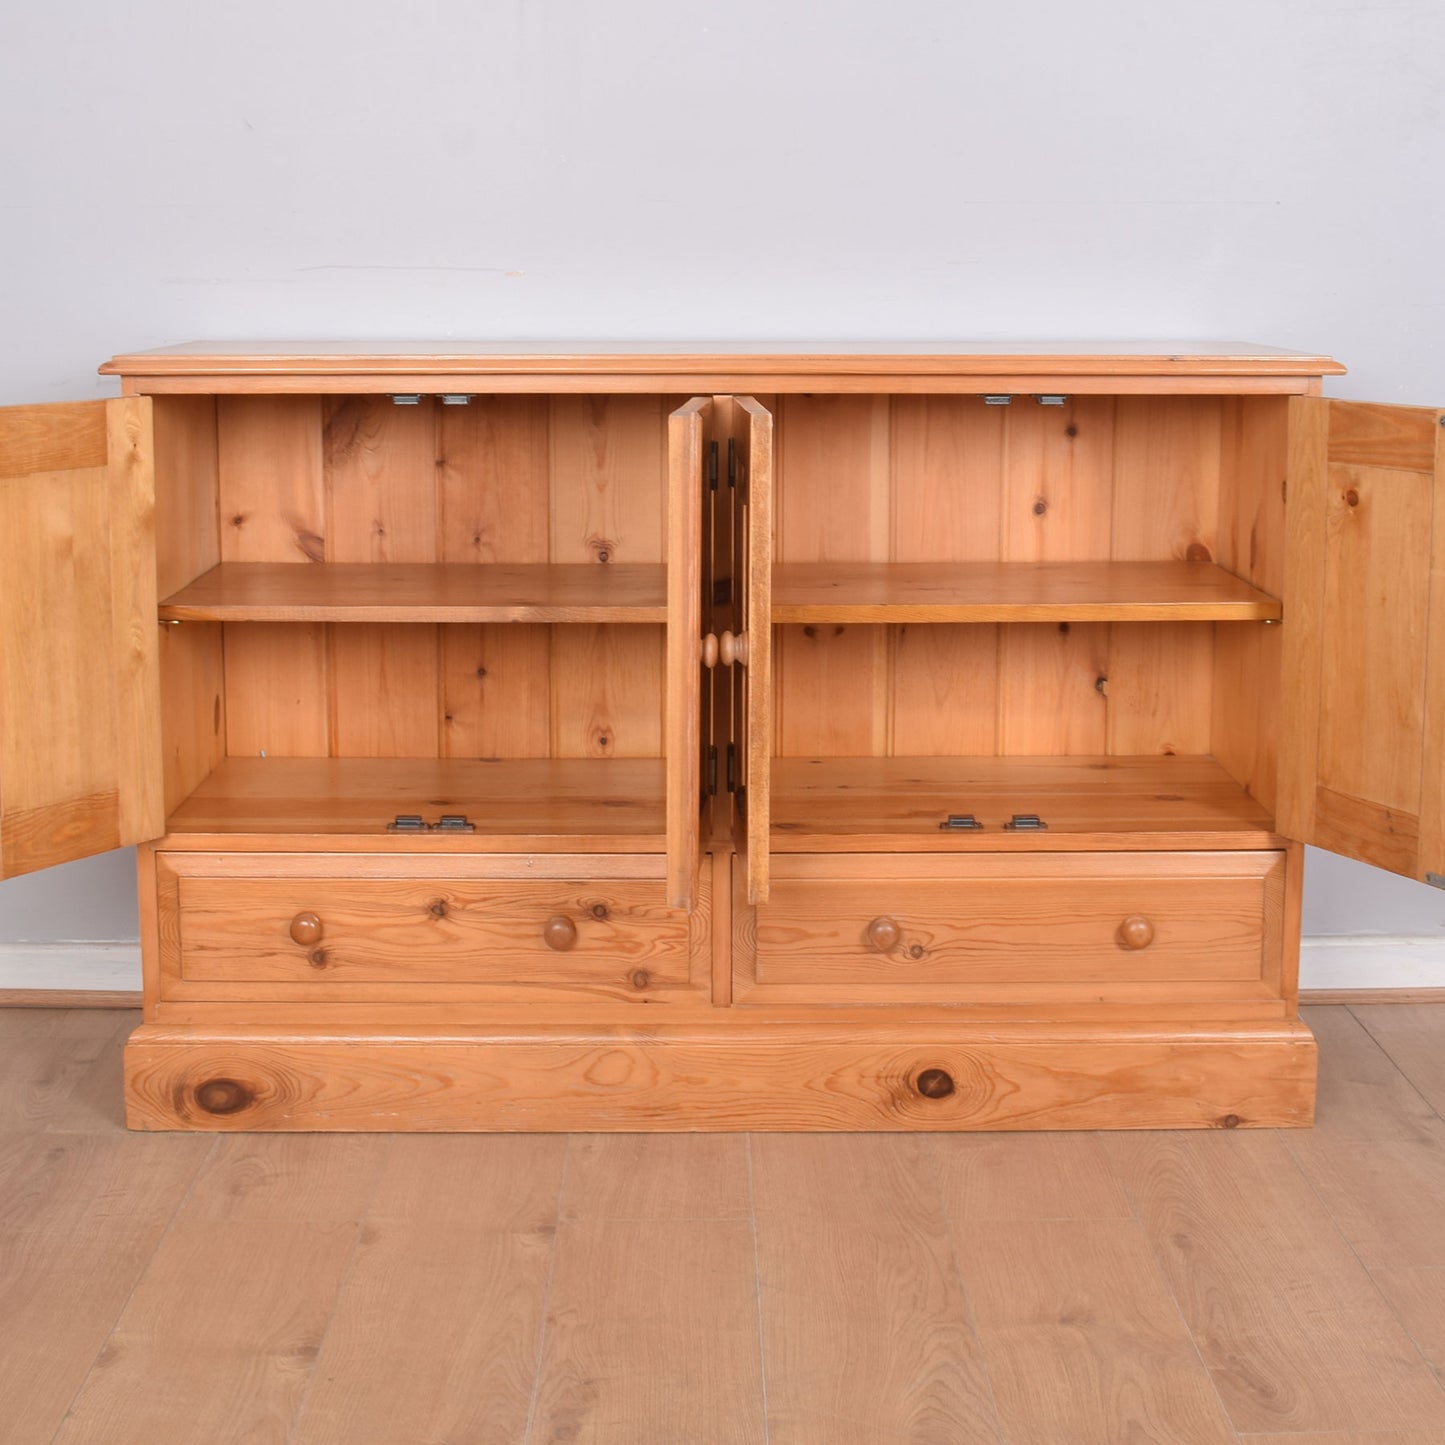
top-left (99, 338), bottom-right (1347, 378)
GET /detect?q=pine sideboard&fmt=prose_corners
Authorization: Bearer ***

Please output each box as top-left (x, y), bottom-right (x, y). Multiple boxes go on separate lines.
top-left (2, 340), bottom-right (1440, 1131)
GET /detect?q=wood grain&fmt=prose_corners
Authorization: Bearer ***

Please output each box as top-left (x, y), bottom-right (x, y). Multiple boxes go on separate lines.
top-left (160, 560), bottom-right (668, 622)
top-left (1106, 1129), bottom-right (1445, 1432)
top-left (0, 398), bottom-right (163, 878)
top-left (530, 1218), bottom-right (765, 1443)
top-left (771, 559), bottom-right (1280, 622)
top-left (122, 1020), bottom-right (1317, 1131)
top-left (955, 1218), bottom-right (1237, 1443)
top-left (751, 1134), bottom-right (999, 1443)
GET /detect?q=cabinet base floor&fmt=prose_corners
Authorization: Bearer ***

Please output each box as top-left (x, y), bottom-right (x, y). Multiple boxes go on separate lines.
top-left (123, 1019), bottom-right (1317, 1132)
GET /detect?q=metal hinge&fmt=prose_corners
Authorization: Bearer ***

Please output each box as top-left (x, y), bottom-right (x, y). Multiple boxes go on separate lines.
top-left (939, 814), bottom-right (983, 831)
top-left (1004, 813), bottom-right (1048, 831)
top-left (434, 814), bottom-right (476, 832)
top-left (707, 746), bottom-right (718, 796)
top-left (713, 577), bottom-right (732, 607)
top-left (707, 440), bottom-right (719, 490)
top-left (388, 814), bottom-right (427, 831)
top-left (726, 742), bottom-right (737, 793)
top-left (727, 436), bottom-right (738, 489)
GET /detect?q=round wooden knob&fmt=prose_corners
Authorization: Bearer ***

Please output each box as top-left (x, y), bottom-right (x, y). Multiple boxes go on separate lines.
top-left (1117, 915), bottom-right (1155, 950)
top-left (719, 630), bottom-right (749, 667)
top-left (195, 1077), bottom-right (253, 1116)
top-left (543, 915), bottom-right (578, 951)
top-left (866, 916), bottom-right (902, 951)
top-left (289, 911), bottom-right (323, 946)
top-left (701, 633), bottom-right (720, 669)
top-left (915, 1068), bottom-right (956, 1100)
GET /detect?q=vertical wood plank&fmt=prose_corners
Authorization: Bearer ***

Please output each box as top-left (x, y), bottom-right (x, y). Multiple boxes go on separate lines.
top-left (997, 623), bottom-right (1108, 755)
top-left (1106, 622), bottom-right (1214, 755)
top-left (217, 397), bottom-right (329, 756)
top-left (438, 396), bottom-right (552, 759)
top-left (217, 397), bottom-right (325, 565)
top-left (775, 396), bottom-right (890, 760)
top-left (738, 396), bottom-right (774, 903)
top-left (892, 397), bottom-right (1003, 562)
top-left (324, 397), bottom-right (439, 759)
top-left (891, 625), bottom-right (999, 755)
top-left (1111, 397), bottom-right (1222, 562)
top-left (550, 397), bottom-right (667, 761)
top-left (1003, 396), bottom-right (1115, 562)
top-left (223, 622), bottom-right (329, 757)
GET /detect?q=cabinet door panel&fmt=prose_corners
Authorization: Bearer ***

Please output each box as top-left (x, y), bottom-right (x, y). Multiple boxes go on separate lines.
top-left (734, 396), bottom-right (773, 904)
top-left (0, 399), bottom-right (163, 876)
top-left (666, 398), bottom-right (709, 910)
top-left (1282, 396), bottom-right (1445, 882)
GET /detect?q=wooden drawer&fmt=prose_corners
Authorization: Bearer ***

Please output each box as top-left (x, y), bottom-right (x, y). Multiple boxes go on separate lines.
top-left (735, 852), bottom-right (1286, 1006)
top-left (155, 853), bottom-right (710, 1006)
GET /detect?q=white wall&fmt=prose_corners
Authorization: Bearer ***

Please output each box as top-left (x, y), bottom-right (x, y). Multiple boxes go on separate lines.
top-left (2, 0), bottom-right (1444, 969)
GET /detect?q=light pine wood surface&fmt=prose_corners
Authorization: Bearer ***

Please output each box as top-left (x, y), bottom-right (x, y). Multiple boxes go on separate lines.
top-left (7, 1002), bottom-right (1445, 1443)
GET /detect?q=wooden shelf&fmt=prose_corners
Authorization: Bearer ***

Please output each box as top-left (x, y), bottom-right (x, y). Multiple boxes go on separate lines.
top-left (158, 562), bottom-right (668, 624)
top-left (770, 755), bottom-right (1279, 851)
top-left (770, 562), bottom-right (1282, 623)
top-left (164, 757), bottom-right (666, 849)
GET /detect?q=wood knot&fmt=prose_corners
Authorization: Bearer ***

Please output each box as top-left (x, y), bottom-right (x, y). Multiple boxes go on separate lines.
top-left (429, 899), bottom-right (449, 918)
top-left (908, 943), bottom-right (925, 959)
top-left (915, 1067), bottom-right (956, 1100)
top-left (591, 903), bottom-right (609, 920)
top-left (1345, 488), bottom-right (1360, 508)
top-left (1032, 497), bottom-right (1048, 516)
top-left (629, 969), bottom-right (651, 990)
top-left (1219, 1113), bottom-right (1242, 1129)
top-left (195, 1078), bottom-right (253, 1116)
top-left (1185, 541), bottom-right (1214, 563)
top-left (308, 949), bottom-right (328, 968)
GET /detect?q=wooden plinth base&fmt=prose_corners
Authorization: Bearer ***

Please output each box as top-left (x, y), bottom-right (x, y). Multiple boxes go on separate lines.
top-left (124, 1019), bottom-right (1317, 1132)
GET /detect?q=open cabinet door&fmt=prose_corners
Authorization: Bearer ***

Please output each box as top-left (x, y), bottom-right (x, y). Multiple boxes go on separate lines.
top-left (731, 396), bottom-right (773, 905)
top-left (1281, 397), bottom-right (1445, 884)
top-left (666, 397), bottom-right (710, 910)
top-left (0, 399), bottom-right (163, 878)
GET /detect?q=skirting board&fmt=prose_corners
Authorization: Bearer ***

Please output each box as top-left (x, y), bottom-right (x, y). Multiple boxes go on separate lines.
top-left (0, 936), bottom-right (1443, 1003)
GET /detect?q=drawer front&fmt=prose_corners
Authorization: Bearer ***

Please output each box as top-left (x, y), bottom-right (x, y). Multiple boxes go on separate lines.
top-left (157, 854), bottom-right (709, 1005)
top-left (736, 852), bottom-right (1285, 1005)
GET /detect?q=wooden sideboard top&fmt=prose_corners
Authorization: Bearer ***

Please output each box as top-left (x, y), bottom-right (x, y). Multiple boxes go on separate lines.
top-left (101, 339), bottom-right (1345, 379)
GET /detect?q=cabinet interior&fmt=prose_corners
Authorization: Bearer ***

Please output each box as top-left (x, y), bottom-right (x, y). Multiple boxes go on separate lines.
top-left (152, 389), bottom-right (1290, 849)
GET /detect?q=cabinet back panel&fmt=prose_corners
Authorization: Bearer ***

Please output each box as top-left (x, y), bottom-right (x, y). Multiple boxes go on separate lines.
top-left (774, 621), bottom-right (1217, 759)
top-left (207, 394), bottom-right (670, 763)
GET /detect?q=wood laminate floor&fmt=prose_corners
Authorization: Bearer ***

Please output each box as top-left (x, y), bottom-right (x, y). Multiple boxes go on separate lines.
top-left (4, 1006), bottom-right (1445, 1443)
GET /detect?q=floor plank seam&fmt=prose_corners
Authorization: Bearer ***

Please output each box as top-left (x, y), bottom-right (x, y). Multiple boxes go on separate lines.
top-left (1105, 1131), bottom-right (1244, 1440)
top-left (521, 1132), bottom-right (573, 1445)
top-left (283, 1135), bottom-right (396, 1445)
top-left (1346, 1004), bottom-right (1445, 1127)
top-left (744, 1133), bottom-right (773, 1445)
top-left (44, 1132), bottom-right (220, 1445)
top-left (921, 1134), bottom-right (1008, 1445)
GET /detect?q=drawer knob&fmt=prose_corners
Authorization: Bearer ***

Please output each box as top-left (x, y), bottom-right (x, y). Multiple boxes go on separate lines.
top-left (1118, 915), bottom-right (1155, 950)
top-left (915, 1067), bottom-right (956, 1100)
top-left (543, 915), bottom-right (578, 951)
top-left (867, 916), bottom-right (902, 951)
top-left (289, 911), bottom-right (323, 946)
